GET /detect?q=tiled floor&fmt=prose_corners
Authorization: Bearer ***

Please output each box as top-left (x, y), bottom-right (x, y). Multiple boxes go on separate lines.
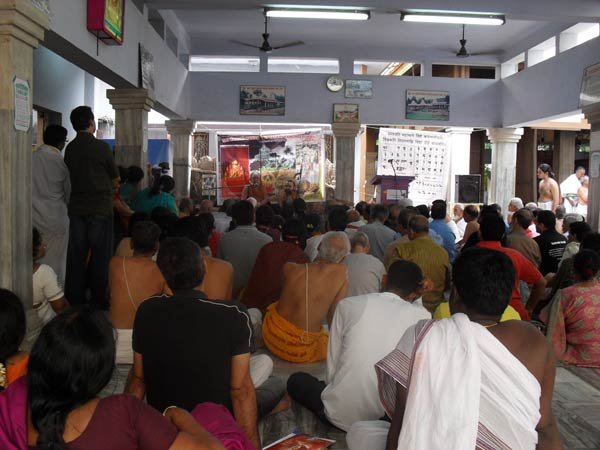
top-left (101, 360), bottom-right (600, 450)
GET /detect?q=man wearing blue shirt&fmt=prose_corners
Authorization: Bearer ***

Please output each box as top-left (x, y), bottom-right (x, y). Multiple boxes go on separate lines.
top-left (429, 201), bottom-right (457, 263)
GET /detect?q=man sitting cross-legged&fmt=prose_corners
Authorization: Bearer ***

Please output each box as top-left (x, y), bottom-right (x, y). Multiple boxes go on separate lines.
top-left (262, 231), bottom-right (349, 363)
top-left (347, 248), bottom-right (562, 450)
top-left (125, 237), bottom-right (262, 449)
top-left (287, 260), bottom-right (431, 431)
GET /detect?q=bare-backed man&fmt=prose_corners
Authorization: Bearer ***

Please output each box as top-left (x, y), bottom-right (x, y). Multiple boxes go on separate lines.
top-left (262, 232), bottom-right (349, 363)
top-left (537, 163), bottom-right (560, 212)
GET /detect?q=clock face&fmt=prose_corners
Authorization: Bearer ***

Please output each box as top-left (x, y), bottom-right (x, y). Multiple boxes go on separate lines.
top-left (326, 76), bottom-right (344, 92)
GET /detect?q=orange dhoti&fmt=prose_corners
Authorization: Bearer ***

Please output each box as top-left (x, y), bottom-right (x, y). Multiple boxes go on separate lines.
top-left (262, 303), bottom-right (328, 363)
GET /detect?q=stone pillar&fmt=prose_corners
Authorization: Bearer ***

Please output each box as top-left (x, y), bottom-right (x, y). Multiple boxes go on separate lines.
top-left (166, 120), bottom-right (194, 199)
top-left (583, 105), bottom-right (600, 231)
top-left (106, 89), bottom-right (155, 175)
top-left (446, 127), bottom-right (473, 203)
top-left (515, 127), bottom-right (537, 203)
top-left (0, 0), bottom-right (49, 309)
top-left (333, 122), bottom-right (361, 204)
top-left (554, 130), bottom-right (577, 183)
top-left (486, 128), bottom-right (524, 220)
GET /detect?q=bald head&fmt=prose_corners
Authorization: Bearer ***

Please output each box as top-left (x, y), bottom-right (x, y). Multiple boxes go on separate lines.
top-left (318, 231), bottom-right (351, 263)
top-left (408, 215), bottom-right (429, 239)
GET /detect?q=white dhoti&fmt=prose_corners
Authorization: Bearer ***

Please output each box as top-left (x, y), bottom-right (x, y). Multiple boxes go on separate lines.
top-left (353, 315), bottom-right (542, 450)
top-left (537, 201), bottom-right (553, 211)
top-left (576, 203), bottom-right (588, 219)
top-left (115, 328), bottom-right (134, 365)
top-left (37, 227), bottom-right (69, 285)
top-left (250, 353), bottom-right (273, 388)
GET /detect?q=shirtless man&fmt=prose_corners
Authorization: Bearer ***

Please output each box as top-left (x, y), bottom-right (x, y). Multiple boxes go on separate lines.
top-left (262, 231), bottom-right (349, 363)
top-left (576, 175), bottom-right (589, 218)
top-left (537, 164), bottom-right (560, 212)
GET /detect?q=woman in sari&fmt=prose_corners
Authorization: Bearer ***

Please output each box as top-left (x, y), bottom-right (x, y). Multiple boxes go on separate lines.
top-left (0, 289), bottom-right (28, 391)
top-left (548, 249), bottom-right (600, 367)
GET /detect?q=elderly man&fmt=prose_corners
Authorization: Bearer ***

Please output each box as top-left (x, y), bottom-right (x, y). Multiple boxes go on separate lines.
top-left (347, 248), bottom-right (561, 450)
top-left (453, 203), bottom-right (466, 239)
top-left (359, 204), bottom-right (396, 262)
top-left (507, 197), bottom-right (524, 224)
top-left (506, 209), bottom-right (542, 267)
top-left (262, 232), bottom-right (349, 363)
top-left (32, 125), bottom-right (71, 284)
top-left (343, 232), bottom-right (386, 297)
top-left (561, 166), bottom-right (586, 213)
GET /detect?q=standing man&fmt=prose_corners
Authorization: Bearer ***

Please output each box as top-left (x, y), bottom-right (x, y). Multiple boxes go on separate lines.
top-left (560, 166), bottom-right (586, 213)
top-left (537, 164), bottom-right (560, 212)
top-left (32, 125), bottom-right (71, 285)
top-left (64, 106), bottom-right (120, 309)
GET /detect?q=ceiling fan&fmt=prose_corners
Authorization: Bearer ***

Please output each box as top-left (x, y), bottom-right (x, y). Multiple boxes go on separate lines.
top-left (452, 24), bottom-right (495, 57)
top-left (231, 15), bottom-right (304, 53)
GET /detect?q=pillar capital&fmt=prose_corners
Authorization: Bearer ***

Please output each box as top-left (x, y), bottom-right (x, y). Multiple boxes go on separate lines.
top-left (445, 127), bottom-right (473, 135)
top-left (107, 88), bottom-right (155, 111)
top-left (486, 127), bottom-right (524, 144)
top-left (583, 104), bottom-right (600, 131)
top-left (332, 122), bottom-right (361, 139)
top-left (0, 0), bottom-right (50, 47)
top-left (165, 119), bottom-right (195, 136)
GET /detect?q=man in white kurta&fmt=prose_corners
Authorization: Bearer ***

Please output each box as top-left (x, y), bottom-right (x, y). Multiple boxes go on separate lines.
top-left (286, 260), bottom-right (431, 431)
top-left (560, 167), bottom-right (585, 213)
top-left (32, 125), bottom-right (71, 284)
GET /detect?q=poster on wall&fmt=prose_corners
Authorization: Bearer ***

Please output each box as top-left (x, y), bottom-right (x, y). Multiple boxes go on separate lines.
top-left (87, 0), bottom-right (125, 45)
top-left (345, 80), bottom-right (373, 98)
top-left (218, 131), bottom-right (325, 203)
top-left (377, 128), bottom-right (450, 205)
top-left (220, 145), bottom-right (250, 198)
top-left (240, 86), bottom-right (285, 116)
top-left (406, 90), bottom-right (449, 121)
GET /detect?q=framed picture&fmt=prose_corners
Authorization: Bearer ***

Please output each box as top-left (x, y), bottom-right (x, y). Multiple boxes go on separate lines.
top-left (345, 80), bottom-right (373, 98)
top-left (333, 103), bottom-right (359, 123)
top-left (139, 44), bottom-right (155, 90)
top-left (406, 90), bottom-right (450, 121)
top-left (87, 0), bottom-right (125, 45)
top-left (240, 85), bottom-right (285, 116)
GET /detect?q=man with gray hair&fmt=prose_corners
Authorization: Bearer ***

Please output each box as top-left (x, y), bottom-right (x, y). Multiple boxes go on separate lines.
top-left (344, 232), bottom-right (387, 297)
top-left (262, 231), bottom-right (349, 363)
top-left (507, 197), bottom-right (524, 223)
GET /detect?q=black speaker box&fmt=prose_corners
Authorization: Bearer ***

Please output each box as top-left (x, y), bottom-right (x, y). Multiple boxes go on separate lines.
top-left (455, 175), bottom-right (481, 203)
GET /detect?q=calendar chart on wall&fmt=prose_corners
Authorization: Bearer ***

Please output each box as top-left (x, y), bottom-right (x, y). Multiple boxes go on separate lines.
top-left (377, 128), bottom-right (450, 205)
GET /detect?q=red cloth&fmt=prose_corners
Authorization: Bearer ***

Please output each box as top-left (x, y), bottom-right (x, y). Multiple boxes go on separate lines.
top-left (241, 241), bottom-right (309, 311)
top-left (209, 230), bottom-right (221, 257)
top-left (191, 402), bottom-right (256, 450)
top-left (477, 241), bottom-right (543, 320)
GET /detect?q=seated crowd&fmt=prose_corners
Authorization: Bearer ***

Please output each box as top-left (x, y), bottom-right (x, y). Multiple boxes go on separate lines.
top-left (1, 110), bottom-right (595, 449)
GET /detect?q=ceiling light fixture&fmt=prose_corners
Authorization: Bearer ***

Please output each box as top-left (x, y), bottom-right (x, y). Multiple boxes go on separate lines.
top-left (265, 8), bottom-right (370, 21)
top-left (401, 11), bottom-right (505, 26)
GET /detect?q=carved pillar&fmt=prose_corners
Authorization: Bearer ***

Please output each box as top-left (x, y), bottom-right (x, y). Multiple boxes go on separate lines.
top-left (333, 122), bottom-right (361, 203)
top-left (166, 120), bottom-right (194, 199)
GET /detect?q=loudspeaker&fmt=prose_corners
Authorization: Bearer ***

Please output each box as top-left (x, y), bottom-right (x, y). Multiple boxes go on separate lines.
top-left (455, 175), bottom-right (481, 203)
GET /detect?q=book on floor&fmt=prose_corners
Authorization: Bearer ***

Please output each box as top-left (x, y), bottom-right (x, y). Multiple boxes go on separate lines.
top-left (263, 433), bottom-right (335, 450)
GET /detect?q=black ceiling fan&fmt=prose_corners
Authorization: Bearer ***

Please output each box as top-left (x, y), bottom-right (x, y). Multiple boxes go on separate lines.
top-left (231, 15), bottom-right (304, 53)
top-left (452, 24), bottom-right (495, 57)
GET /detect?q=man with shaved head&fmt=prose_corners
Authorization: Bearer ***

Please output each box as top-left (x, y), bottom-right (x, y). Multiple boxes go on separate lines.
top-left (386, 215), bottom-right (450, 313)
top-left (262, 231), bottom-right (349, 363)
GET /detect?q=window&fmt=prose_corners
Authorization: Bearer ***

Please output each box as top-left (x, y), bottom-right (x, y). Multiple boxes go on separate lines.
top-left (165, 26), bottom-right (178, 57)
top-left (189, 56), bottom-right (260, 72)
top-left (267, 57), bottom-right (339, 74)
top-left (501, 53), bottom-right (525, 78)
top-left (353, 60), bottom-right (421, 76)
top-left (560, 23), bottom-right (600, 52)
top-left (148, 10), bottom-right (165, 39)
top-left (527, 37), bottom-right (556, 67)
top-left (432, 64), bottom-right (495, 79)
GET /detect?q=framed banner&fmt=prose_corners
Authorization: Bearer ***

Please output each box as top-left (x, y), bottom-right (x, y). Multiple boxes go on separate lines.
top-left (240, 86), bottom-right (285, 116)
top-left (87, 0), bottom-right (125, 45)
top-left (219, 145), bottom-right (250, 199)
top-left (333, 103), bottom-right (359, 123)
top-left (406, 90), bottom-right (449, 121)
top-left (345, 80), bottom-right (373, 99)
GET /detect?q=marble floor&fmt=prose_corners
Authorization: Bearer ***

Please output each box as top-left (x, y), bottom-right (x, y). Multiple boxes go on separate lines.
top-left (101, 359), bottom-right (600, 450)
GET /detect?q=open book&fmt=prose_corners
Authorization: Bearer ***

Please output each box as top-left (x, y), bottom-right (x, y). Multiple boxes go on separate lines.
top-left (263, 433), bottom-right (335, 450)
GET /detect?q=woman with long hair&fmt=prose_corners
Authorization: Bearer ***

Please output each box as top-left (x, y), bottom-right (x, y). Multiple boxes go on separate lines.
top-left (0, 289), bottom-right (28, 392)
top-left (132, 175), bottom-right (178, 215)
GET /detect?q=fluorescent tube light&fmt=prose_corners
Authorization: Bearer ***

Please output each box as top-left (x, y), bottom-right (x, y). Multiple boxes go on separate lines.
top-left (401, 12), bottom-right (505, 26)
top-left (266, 9), bottom-right (370, 20)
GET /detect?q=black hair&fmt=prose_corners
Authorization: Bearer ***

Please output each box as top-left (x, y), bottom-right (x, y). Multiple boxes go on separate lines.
top-left (453, 248), bottom-right (515, 316)
top-left (150, 208), bottom-right (179, 241)
top-left (538, 163), bottom-right (555, 179)
top-left (573, 249), bottom-right (600, 281)
top-left (512, 208), bottom-right (533, 229)
top-left (256, 204), bottom-right (275, 227)
top-left (126, 165), bottom-right (144, 183)
top-left (69, 106), bottom-right (94, 132)
top-left (387, 260), bottom-right (424, 297)
top-left (178, 198), bottom-right (193, 214)
top-left (463, 205), bottom-right (479, 220)
top-left (172, 216), bottom-right (210, 248)
top-left (293, 198), bottom-right (307, 214)
top-left (398, 208), bottom-right (417, 229)
top-left (33, 226), bottom-right (43, 258)
top-left (131, 221), bottom-right (161, 254)
top-left (149, 175), bottom-right (175, 197)
top-left (304, 213), bottom-right (321, 236)
top-left (430, 201), bottom-right (447, 220)
top-left (536, 210), bottom-right (557, 230)
top-left (582, 232), bottom-right (600, 254)
top-left (0, 289), bottom-right (25, 391)
top-left (408, 215), bottom-right (429, 234)
top-left (282, 218), bottom-right (307, 249)
top-left (479, 214), bottom-right (506, 241)
top-left (43, 125), bottom-right (68, 147)
top-left (128, 212), bottom-right (150, 236)
top-left (231, 200), bottom-right (254, 226)
top-left (555, 205), bottom-right (566, 220)
top-left (355, 201), bottom-right (368, 218)
top-left (570, 221), bottom-right (592, 243)
top-left (197, 212), bottom-right (216, 233)
top-left (28, 307), bottom-right (115, 449)
top-left (370, 204), bottom-right (389, 222)
top-left (480, 204), bottom-right (502, 218)
top-left (327, 206), bottom-right (348, 231)
top-left (157, 237), bottom-right (205, 290)
top-left (220, 199), bottom-right (237, 215)
top-left (416, 204), bottom-right (430, 219)
top-left (272, 215), bottom-right (285, 232)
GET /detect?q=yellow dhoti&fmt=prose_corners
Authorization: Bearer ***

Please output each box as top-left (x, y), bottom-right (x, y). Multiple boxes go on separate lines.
top-left (262, 302), bottom-right (328, 363)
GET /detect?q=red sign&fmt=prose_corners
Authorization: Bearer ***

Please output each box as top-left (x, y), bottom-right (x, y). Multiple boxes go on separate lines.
top-left (87, 0), bottom-right (125, 45)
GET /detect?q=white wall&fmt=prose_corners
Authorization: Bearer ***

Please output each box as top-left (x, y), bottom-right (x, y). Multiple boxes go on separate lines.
top-left (44, 0), bottom-right (189, 119)
top-left (502, 36), bottom-right (600, 127)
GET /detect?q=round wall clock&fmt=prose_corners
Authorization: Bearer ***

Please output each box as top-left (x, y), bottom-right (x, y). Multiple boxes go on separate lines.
top-left (326, 75), bottom-right (344, 92)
